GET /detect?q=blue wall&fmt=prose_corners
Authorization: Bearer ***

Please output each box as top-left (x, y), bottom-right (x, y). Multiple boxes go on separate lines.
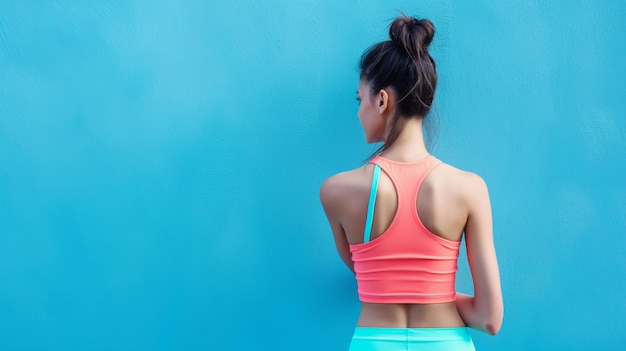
top-left (1, 1), bottom-right (625, 350)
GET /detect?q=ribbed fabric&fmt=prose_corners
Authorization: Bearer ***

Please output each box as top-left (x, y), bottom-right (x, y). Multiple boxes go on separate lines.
top-left (349, 156), bottom-right (461, 304)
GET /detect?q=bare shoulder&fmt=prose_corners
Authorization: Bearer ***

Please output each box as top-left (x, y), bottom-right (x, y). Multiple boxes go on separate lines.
top-left (320, 166), bottom-right (370, 208)
top-left (430, 162), bottom-right (489, 200)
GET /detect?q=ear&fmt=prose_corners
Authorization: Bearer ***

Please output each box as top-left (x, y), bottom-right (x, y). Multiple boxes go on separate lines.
top-left (378, 89), bottom-right (390, 114)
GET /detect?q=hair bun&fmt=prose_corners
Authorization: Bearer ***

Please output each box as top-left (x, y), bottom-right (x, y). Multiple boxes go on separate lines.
top-left (389, 16), bottom-right (435, 57)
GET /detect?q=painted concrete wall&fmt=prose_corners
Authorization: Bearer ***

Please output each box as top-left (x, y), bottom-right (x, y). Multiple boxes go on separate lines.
top-left (1, 1), bottom-right (625, 350)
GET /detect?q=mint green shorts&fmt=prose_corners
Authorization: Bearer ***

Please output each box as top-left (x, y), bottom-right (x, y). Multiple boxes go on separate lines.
top-left (349, 327), bottom-right (476, 351)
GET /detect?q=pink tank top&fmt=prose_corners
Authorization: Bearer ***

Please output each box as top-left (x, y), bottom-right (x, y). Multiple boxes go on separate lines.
top-left (349, 155), bottom-right (460, 304)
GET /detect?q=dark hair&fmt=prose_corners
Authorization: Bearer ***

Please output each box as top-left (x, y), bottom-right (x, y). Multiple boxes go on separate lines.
top-left (360, 15), bottom-right (438, 157)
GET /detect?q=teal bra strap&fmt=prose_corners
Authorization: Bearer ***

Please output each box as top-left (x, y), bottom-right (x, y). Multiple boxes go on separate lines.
top-left (363, 164), bottom-right (381, 243)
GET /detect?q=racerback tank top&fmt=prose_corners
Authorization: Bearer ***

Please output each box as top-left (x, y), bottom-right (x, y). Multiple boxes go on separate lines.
top-left (349, 155), bottom-right (461, 304)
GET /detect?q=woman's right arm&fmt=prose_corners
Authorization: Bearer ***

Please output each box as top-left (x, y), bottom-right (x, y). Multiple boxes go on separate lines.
top-left (455, 173), bottom-right (503, 335)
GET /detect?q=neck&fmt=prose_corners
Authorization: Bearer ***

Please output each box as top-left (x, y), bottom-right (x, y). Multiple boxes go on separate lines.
top-left (380, 118), bottom-right (429, 162)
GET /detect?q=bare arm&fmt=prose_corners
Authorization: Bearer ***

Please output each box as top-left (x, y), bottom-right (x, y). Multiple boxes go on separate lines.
top-left (320, 177), bottom-right (355, 273)
top-left (456, 174), bottom-right (503, 335)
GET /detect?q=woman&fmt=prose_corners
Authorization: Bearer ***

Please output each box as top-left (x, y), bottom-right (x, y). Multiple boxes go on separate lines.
top-left (320, 15), bottom-right (503, 350)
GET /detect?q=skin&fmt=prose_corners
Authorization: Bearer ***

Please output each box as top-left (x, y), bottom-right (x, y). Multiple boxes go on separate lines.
top-left (320, 80), bottom-right (504, 335)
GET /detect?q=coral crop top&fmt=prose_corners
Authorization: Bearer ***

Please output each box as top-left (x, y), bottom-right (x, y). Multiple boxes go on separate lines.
top-left (349, 155), bottom-right (461, 304)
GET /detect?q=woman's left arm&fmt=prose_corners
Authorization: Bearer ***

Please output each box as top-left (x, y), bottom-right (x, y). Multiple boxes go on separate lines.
top-left (320, 176), bottom-right (354, 273)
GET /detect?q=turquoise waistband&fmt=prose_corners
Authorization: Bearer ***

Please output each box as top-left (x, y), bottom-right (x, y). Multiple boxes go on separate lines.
top-left (352, 327), bottom-right (471, 342)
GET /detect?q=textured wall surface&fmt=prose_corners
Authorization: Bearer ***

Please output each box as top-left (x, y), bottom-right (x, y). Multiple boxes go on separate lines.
top-left (1, 1), bottom-right (625, 350)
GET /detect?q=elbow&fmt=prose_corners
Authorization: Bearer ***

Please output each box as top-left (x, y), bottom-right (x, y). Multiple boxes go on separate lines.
top-left (460, 294), bottom-right (503, 335)
top-left (485, 320), bottom-right (501, 336)
top-left (484, 307), bottom-right (504, 336)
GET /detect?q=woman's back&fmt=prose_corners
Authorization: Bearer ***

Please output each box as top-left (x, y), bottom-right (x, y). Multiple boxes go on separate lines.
top-left (322, 149), bottom-right (487, 328)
